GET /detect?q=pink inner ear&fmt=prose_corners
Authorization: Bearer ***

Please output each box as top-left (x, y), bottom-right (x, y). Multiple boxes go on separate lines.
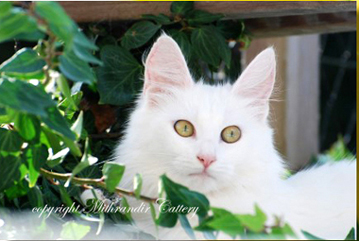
top-left (144, 35), bottom-right (193, 96)
top-left (232, 47), bottom-right (276, 120)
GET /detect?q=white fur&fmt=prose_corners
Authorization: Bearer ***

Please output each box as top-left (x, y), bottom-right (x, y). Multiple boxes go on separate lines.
top-left (113, 35), bottom-right (356, 239)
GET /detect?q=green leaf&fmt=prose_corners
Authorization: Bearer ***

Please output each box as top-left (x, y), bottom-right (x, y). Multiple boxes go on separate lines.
top-left (70, 138), bottom-right (98, 178)
top-left (56, 74), bottom-right (78, 111)
top-left (142, 14), bottom-right (172, 25)
top-left (157, 210), bottom-right (178, 228)
top-left (170, 1), bottom-right (194, 16)
top-left (23, 144), bottom-right (48, 187)
top-left (0, 128), bottom-right (23, 152)
top-left (60, 221), bottom-right (91, 240)
top-left (161, 174), bottom-right (210, 217)
top-left (0, 8), bottom-right (39, 43)
top-left (345, 227), bottom-right (355, 240)
top-left (0, 78), bottom-right (56, 117)
top-left (301, 230), bottom-right (324, 240)
top-left (191, 25), bottom-right (231, 68)
top-left (72, 31), bottom-right (102, 65)
top-left (0, 2), bottom-right (12, 18)
top-left (121, 21), bottom-right (161, 50)
top-left (0, 154), bottom-right (21, 191)
top-left (27, 185), bottom-right (44, 207)
top-left (102, 162), bottom-right (125, 192)
top-left (59, 50), bottom-right (96, 84)
top-left (14, 113), bottom-right (40, 142)
top-left (35, 2), bottom-right (76, 44)
top-left (179, 214), bottom-right (196, 239)
top-left (71, 111), bottom-right (83, 139)
top-left (4, 179), bottom-right (29, 199)
top-left (216, 20), bottom-right (244, 40)
top-left (60, 135), bottom-right (82, 157)
top-left (188, 10), bottom-right (224, 25)
top-left (0, 48), bottom-right (45, 75)
top-left (168, 29), bottom-right (192, 60)
top-left (235, 204), bottom-right (267, 232)
top-left (205, 207), bottom-right (244, 237)
top-left (41, 106), bottom-right (76, 140)
top-left (97, 45), bottom-right (142, 105)
top-left (120, 196), bottom-right (133, 222)
top-left (133, 173), bottom-right (142, 200)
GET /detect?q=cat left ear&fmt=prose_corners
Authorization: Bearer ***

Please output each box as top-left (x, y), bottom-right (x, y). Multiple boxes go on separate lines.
top-left (144, 34), bottom-right (193, 100)
top-left (232, 47), bottom-right (276, 121)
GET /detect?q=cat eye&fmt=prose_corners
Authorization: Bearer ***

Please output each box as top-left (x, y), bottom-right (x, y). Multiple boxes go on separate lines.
top-left (174, 120), bottom-right (194, 137)
top-left (221, 126), bottom-right (241, 143)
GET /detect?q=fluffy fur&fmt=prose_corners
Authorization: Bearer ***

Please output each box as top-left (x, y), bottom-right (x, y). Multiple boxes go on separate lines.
top-left (112, 35), bottom-right (356, 239)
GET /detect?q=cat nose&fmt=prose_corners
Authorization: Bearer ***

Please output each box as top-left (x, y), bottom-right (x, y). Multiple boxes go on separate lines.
top-left (197, 155), bottom-right (216, 169)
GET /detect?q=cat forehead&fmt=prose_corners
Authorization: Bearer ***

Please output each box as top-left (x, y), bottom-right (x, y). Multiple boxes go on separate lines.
top-left (167, 82), bottom-right (250, 122)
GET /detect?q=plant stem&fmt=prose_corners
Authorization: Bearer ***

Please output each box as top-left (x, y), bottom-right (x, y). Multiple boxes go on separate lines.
top-left (40, 168), bottom-right (158, 203)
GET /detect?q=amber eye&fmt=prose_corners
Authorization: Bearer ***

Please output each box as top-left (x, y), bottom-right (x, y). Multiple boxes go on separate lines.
top-left (221, 126), bottom-right (241, 143)
top-left (174, 120), bottom-right (194, 137)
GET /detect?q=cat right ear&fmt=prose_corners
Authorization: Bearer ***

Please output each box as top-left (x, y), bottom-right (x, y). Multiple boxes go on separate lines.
top-left (143, 34), bottom-right (193, 102)
top-left (232, 47), bottom-right (276, 121)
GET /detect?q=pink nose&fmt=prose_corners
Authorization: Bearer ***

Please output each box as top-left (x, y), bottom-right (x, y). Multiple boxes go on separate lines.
top-left (197, 155), bottom-right (216, 169)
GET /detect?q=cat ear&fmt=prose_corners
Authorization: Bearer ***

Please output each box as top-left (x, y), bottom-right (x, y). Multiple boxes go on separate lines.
top-left (232, 47), bottom-right (276, 121)
top-left (143, 34), bottom-right (193, 101)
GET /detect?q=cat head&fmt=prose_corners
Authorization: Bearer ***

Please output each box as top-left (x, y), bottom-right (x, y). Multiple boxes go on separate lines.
top-left (119, 35), bottom-right (283, 194)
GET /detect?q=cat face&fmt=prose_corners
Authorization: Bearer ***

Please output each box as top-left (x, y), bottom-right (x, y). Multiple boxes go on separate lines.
top-left (118, 35), bottom-right (281, 194)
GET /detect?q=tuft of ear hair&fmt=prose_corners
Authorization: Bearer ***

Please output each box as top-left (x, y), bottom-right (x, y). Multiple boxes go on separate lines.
top-left (143, 34), bottom-right (193, 102)
top-left (232, 47), bottom-right (276, 121)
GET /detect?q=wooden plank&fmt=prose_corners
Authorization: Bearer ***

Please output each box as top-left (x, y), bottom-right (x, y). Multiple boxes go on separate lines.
top-left (59, 1), bottom-right (356, 23)
top-left (285, 35), bottom-right (320, 170)
top-left (246, 11), bottom-right (356, 38)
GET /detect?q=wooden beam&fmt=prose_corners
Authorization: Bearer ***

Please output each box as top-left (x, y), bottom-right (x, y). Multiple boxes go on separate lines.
top-left (285, 35), bottom-right (320, 170)
top-left (246, 11), bottom-right (356, 38)
top-left (59, 1), bottom-right (356, 23)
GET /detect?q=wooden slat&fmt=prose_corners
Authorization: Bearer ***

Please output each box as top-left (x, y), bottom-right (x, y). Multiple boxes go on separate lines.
top-left (246, 11), bottom-right (356, 38)
top-left (59, 1), bottom-right (356, 23)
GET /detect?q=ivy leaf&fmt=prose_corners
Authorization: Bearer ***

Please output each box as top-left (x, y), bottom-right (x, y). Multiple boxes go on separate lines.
top-left (35, 1), bottom-right (76, 44)
top-left (235, 204), bottom-right (267, 232)
top-left (60, 221), bottom-right (91, 240)
top-left (0, 128), bottom-right (23, 152)
top-left (157, 175), bottom-right (210, 227)
top-left (121, 21), bottom-right (161, 50)
top-left (72, 31), bottom-right (102, 65)
top-left (70, 138), bottom-right (98, 179)
top-left (59, 50), bottom-right (96, 84)
top-left (204, 207), bottom-right (244, 237)
top-left (170, 1), bottom-right (194, 16)
top-left (301, 230), bottom-right (324, 240)
top-left (102, 162), bottom-right (125, 192)
top-left (188, 10), bottom-right (224, 25)
top-left (23, 144), bottom-right (48, 187)
top-left (142, 14), bottom-right (172, 25)
top-left (133, 173), bottom-right (142, 200)
top-left (97, 45), bottom-right (143, 105)
top-left (0, 8), bottom-right (39, 43)
top-left (0, 78), bottom-right (56, 117)
top-left (40, 106), bottom-right (76, 141)
top-left (179, 214), bottom-right (196, 239)
top-left (0, 2), bottom-right (12, 18)
top-left (345, 227), bottom-right (355, 240)
top-left (27, 185), bottom-right (44, 208)
top-left (13, 113), bottom-right (40, 142)
top-left (0, 48), bottom-right (45, 75)
top-left (191, 25), bottom-right (231, 68)
top-left (168, 29), bottom-right (192, 60)
top-left (0, 154), bottom-right (21, 191)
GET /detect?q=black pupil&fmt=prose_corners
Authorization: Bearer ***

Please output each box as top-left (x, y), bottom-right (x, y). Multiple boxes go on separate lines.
top-left (184, 125), bottom-right (188, 132)
top-left (230, 130), bottom-right (234, 137)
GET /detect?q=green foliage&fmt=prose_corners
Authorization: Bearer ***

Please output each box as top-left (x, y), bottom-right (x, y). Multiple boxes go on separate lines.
top-left (0, 1), bottom-right (354, 240)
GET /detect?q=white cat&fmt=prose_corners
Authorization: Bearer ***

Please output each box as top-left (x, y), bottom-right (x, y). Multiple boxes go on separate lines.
top-left (108, 35), bottom-right (356, 240)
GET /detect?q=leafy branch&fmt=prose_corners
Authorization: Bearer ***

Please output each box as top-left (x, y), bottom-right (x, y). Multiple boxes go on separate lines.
top-left (39, 168), bottom-right (158, 203)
